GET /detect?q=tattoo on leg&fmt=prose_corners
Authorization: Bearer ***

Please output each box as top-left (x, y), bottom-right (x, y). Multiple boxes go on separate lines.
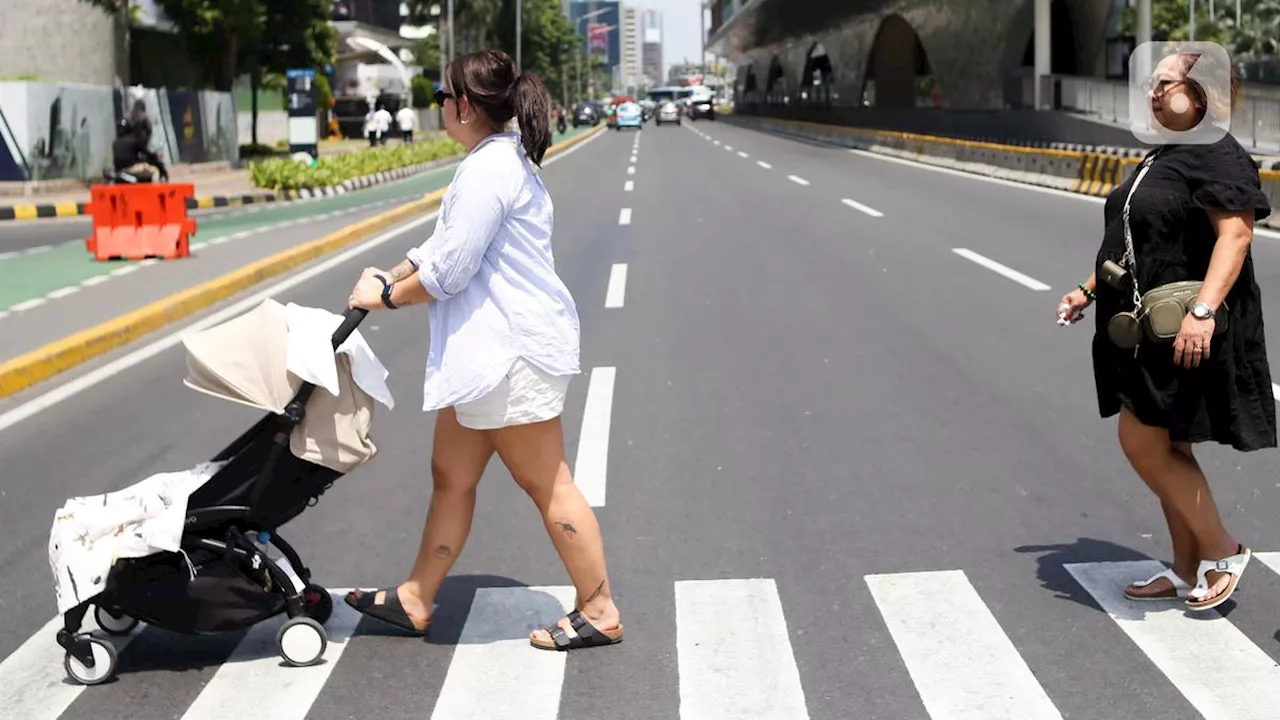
top-left (433, 545), bottom-right (452, 559)
top-left (556, 521), bottom-right (578, 538)
top-left (582, 580), bottom-right (606, 605)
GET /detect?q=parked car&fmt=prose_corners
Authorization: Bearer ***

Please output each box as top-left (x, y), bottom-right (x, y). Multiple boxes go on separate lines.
top-left (615, 101), bottom-right (643, 131)
top-left (654, 100), bottom-right (680, 126)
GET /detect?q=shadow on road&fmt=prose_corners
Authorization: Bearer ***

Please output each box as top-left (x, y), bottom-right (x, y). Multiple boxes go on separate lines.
top-left (1015, 537), bottom-right (1151, 609)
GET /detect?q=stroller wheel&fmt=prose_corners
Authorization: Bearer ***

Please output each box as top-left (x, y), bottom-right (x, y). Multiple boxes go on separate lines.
top-left (277, 617), bottom-right (327, 667)
top-left (301, 584), bottom-right (334, 625)
top-left (94, 605), bottom-right (140, 636)
top-left (64, 636), bottom-right (118, 686)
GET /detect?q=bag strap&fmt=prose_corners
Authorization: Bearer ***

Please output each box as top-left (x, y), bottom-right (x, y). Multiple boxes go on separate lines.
top-left (1121, 149), bottom-right (1162, 307)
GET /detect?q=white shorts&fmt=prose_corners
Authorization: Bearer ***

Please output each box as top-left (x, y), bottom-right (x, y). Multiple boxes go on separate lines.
top-left (454, 358), bottom-right (572, 430)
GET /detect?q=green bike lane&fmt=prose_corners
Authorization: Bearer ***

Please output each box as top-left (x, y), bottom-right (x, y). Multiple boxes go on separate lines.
top-left (0, 125), bottom-right (594, 313)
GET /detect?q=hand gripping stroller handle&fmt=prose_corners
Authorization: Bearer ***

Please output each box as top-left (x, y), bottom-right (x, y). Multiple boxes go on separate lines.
top-left (331, 308), bottom-right (368, 349)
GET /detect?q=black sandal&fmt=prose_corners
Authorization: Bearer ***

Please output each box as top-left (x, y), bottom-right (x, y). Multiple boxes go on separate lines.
top-left (344, 587), bottom-right (431, 636)
top-left (530, 609), bottom-right (623, 651)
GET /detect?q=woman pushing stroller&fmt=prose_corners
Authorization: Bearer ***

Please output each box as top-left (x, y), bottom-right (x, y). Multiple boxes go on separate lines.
top-left (344, 49), bottom-right (623, 652)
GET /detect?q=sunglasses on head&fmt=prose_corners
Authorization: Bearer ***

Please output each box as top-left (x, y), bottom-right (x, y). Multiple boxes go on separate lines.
top-left (435, 89), bottom-right (455, 105)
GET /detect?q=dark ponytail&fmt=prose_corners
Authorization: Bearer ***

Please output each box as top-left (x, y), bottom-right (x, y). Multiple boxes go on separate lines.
top-left (511, 73), bottom-right (551, 166)
top-left (446, 49), bottom-right (552, 166)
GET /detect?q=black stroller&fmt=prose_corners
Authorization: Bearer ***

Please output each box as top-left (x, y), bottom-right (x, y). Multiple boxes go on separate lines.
top-left (53, 304), bottom-right (376, 686)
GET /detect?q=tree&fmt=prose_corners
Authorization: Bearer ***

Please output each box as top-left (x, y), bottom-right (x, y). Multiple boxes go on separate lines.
top-left (1118, 0), bottom-right (1280, 57)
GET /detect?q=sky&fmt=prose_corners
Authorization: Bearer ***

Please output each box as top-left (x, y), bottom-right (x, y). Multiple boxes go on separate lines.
top-left (637, 0), bottom-right (705, 78)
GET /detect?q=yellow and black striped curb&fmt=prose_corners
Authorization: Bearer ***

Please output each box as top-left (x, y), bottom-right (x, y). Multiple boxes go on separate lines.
top-left (0, 202), bottom-right (89, 221)
top-left (0, 123), bottom-right (605, 399)
top-left (729, 115), bottom-right (1280, 229)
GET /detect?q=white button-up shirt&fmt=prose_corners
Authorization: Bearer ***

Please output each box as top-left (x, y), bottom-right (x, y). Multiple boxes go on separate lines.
top-left (405, 132), bottom-right (580, 412)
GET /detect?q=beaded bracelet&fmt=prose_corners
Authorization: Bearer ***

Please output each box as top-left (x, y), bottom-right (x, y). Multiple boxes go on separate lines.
top-left (1078, 282), bottom-right (1096, 302)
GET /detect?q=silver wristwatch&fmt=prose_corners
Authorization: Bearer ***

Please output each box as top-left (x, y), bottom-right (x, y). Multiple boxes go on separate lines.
top-left (1191, 302), bottom-right (1215, 320)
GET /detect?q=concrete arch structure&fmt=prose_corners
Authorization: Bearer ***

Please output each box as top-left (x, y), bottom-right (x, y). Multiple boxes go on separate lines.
top-left (709, 0), bottom-right (1116, 111)
top-left (863, 15), bottom-right (935, 109)
top-left (801, 43), bottom-right (834, 108)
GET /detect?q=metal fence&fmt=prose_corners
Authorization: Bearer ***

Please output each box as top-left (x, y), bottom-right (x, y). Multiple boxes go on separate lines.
top-left (1053, 75), bottom-right (1280, 154)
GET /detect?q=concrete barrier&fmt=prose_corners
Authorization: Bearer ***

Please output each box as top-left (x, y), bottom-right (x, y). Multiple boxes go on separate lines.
top-left (728, 114), bottom-right (1280, 231)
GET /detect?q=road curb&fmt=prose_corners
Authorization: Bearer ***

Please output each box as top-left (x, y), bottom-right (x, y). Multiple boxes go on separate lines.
top-left (0, 146), bottom-right (476, 222)
top-left (0, 124), bottom-right (605, 399)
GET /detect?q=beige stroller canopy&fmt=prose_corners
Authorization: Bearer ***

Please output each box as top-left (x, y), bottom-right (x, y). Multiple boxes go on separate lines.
top-left (181, 298), bottom-right (380, 473)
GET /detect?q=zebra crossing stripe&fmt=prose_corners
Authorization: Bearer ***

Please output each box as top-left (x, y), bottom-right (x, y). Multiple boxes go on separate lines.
top-left (180, 589), bottom-right (360, 720)
top-left (1254, 551), bottom-right (1280, 577)
top-left (0, 614), bottom-right (140, 720)
top-left (1065, 560), bottom-right (1280, 720)
top-left (865, 570), bottom-right (1063, 719)
top-left (429, 585), bottom-right (577, 720)
top-left (674, 578), bottom-right (810, 719)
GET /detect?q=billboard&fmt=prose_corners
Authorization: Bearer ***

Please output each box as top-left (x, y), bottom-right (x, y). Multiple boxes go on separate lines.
top-left (589, 23), bottom-right (609, 53)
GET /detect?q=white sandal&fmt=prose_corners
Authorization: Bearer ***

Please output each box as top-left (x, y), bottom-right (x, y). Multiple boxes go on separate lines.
top-left (1186, 546), bottom-right (1252, 611)
top-left (1124, 568), bottom-right (1191, 601)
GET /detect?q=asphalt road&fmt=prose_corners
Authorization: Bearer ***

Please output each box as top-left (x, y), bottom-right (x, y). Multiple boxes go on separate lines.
top-left (3, 119), bottom-right (1280, 720)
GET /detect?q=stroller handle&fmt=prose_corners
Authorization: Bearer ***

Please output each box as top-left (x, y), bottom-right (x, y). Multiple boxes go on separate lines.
top-left (331, 308), bottom-right (368, 349)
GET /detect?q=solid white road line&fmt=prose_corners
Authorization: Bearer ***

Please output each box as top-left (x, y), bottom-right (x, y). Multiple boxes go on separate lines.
top-left (0, 251), bottom-right (17, 261)
top-left (1065, 561), bottom-right (1280, 720)
top-left (628, 165), bottom-right (636, 175)
top-left (952, 248), bottom-right (1051, 291)
top-left (605, 263), bottom-right (627, 308)
top-left (618, 208), bottom-right (632, 225)
top-left (0, 127), bottom-right (606, 435)
top-left (0, 614), bottom-right (139, 720)
top-left (430, 586), bottom-right (576, 720)
top-left (675, 578), bottom-right (810, 720)
top-left (865, 570), bottom-right (1062, 720)
top-left (787, 175), bottom-right (810, 186)
top-left (624, 180), bottom-right (634, 192)
top-left (573, 366), bottom-right (616, 507)
top-left (841, 198), bottom-right (885, 218)
top-left (757, 161), bottom-right (772, 169)
top-left (81, 275), bottom-right (111, 287)
top-left (737, 151), bottom-right (749, 158)
top-left (109, 265), bottom-right (139, 277)
top-left (181, 590), bottom-right (360, 720)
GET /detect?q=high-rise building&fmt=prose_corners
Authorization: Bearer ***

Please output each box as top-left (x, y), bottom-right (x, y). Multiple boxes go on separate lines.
top-left (620, 5), bottom-right (642, 93)
top-left (641, 9), bottom-right (663, 88)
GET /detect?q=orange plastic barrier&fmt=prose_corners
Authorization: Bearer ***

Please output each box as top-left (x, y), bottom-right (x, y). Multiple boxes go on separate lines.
top-left (85, 184), bottom-right (197, 261)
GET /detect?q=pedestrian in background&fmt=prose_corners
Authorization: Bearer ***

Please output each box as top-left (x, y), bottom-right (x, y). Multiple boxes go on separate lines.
top-left (344, 49), bottom-right (624, 651)
top-left (1058, 49), bottom-right (1273, 611)
top-left (397, 103), bottom-right (417, 144)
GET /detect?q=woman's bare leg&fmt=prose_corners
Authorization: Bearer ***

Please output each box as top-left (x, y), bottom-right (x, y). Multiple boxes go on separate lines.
top-left (1117, 407), bottom-right (1241, 602)
top-left (348, 407), bottom-right (494, 626)
top-left (488, 416), bottom-right (621, 644)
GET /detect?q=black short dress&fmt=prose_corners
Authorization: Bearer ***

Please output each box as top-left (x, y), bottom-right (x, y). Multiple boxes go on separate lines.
top-left (1091, 134), bottom-right (1276, 451)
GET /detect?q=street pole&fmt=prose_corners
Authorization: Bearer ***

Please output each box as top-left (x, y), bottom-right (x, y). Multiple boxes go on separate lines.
top-left (516, 0), bottom-right (522, 72)
top-left (699, 2), bottom-right (705, 70)
top-left (1237, 0), bottom-right (1241, 26)
top-left (448, 0), bottom-right (455, 62)
top-left (1189, 0), bottom-right (1196, 41)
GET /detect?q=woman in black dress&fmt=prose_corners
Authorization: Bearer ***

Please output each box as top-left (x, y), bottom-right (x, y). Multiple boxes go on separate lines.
top-left (1059, 50), bottom-right (1273, 611)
